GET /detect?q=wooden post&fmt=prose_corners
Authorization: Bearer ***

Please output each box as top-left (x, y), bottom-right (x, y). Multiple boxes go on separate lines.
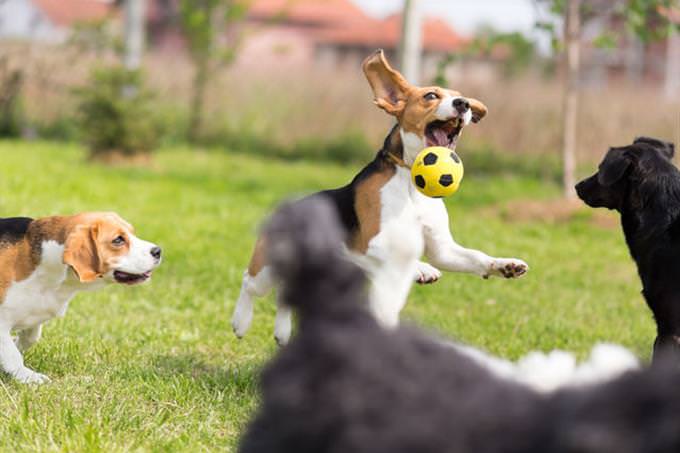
top-left (399, 0), bottom-right (423, 85)
top-left (562, 0), bottom-right (580, 199)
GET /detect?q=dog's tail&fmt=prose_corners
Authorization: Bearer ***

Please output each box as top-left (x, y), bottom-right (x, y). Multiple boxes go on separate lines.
top-left (264, 196), bottom-right (368, 320)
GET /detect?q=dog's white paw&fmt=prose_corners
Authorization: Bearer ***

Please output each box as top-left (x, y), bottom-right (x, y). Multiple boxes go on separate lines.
top-left (487, 258), bottom-right (528, 279)
top-left (231, 306), bottom-right (253, 339)
top-left (414, 261), bottom-right (442, 284)
top-left (13, 367), bottom-right (50, 384)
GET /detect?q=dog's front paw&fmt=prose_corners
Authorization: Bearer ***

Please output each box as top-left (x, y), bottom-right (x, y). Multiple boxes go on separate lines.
top-left (487, 258), bottom-right (528, 279)
top-left (415, 261), bottom-right (442, 284)
top-left (13, 367), bottom-right (50, 384)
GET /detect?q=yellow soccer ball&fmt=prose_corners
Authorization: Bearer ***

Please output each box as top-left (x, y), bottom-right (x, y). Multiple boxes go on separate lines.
top-left (411, 146), bottom-right (464, 198)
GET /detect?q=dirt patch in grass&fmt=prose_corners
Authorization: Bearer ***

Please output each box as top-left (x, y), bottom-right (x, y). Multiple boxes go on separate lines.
top-left (88, 150), bottom-right (155, 167)
top-left (483, 198), bottom-right (619, 229)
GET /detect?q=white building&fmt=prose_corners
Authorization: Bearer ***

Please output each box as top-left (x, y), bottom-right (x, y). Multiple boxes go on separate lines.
top-left (0, 0), bottom-right (113, 43)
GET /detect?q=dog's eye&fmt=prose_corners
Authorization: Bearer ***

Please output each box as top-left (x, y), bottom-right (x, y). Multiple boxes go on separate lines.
top-left (112, 236), bottom-right (126, 246)
top-left (423, 92), bottom-right (439, 101)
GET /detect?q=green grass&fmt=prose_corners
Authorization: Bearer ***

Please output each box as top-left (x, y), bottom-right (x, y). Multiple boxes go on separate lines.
top-left (0, 141), bottom-right (653, 451)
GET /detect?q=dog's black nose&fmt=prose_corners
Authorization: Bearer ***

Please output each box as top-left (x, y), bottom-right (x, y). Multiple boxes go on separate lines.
top-left (150, 246), bottom-right (162, 260)
top-left (453, 98), bottom-right (470, 114)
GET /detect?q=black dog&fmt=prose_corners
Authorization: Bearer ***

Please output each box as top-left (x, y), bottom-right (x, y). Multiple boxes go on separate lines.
top-left (576, 137), bottom-right (680, 362)
top-left (238, 197), bottom-right (680, 453)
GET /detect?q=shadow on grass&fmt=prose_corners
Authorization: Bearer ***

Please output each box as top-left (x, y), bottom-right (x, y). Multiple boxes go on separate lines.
top-left (151, 354), bottom-right (261, 393)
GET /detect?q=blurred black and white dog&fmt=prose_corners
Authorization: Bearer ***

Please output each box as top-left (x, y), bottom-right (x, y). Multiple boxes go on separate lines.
top-left (576, 137), bottom-right (680, 363)
top-left (238, 197), bottom-right (680, 453)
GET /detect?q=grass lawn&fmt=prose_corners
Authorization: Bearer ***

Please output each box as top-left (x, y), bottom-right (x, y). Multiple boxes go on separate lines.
top-left (0, 141), bottom-right (653, 451)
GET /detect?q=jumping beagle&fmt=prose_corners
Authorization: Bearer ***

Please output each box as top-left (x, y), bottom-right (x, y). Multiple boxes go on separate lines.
top-left (0, 212), bottom-right (161, 383)
top-left (231, 50), bottom-right (528, 345)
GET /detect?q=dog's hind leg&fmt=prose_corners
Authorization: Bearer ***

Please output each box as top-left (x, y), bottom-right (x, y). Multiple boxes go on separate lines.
top-left (14, 324), bottom-right (42, 352)
top-left (231, 266), bottom-right (275, 339)
top-left (361, 220), bottom-right (423, 329)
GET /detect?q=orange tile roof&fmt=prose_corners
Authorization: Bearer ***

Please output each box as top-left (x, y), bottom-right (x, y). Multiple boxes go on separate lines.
top-left (249, 0), bottom-right (366, 26)
top-left (32, 0), bottom-right (113, 26)
top-left (315, 13), bottom-right (466, 53)
top-left (250, 0), bottom-right (466, 52)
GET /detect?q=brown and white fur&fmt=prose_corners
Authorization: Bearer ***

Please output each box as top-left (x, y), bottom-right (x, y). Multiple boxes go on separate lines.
top-left (0, 212), bottom-right (161, 383)
top-left (231, 50), bottom-right (528, 346)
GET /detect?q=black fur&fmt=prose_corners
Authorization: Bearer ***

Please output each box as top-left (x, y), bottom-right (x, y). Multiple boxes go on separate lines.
top-left (576, 137), bottom-right (680, 362)
top-left (238, 197), bottom-right (680, 453)
top-left (0, 217), bottom-right (33, 245)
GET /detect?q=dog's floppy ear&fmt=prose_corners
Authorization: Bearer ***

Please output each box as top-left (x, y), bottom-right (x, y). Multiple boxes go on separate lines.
top-left (634, 136), bottom-right (675, 160)
top-left (362, 49), bottom-right (411, 117)
top-left (598, 149), bottom-right (631, 187)
top-left (63, 223), bottom-right (103, 282)
top-left (467, 98), bottom-right (488, 123)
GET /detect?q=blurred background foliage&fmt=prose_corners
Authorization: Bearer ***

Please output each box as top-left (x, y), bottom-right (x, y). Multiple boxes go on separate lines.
top-left (0, 0), bottom-right (676, 181)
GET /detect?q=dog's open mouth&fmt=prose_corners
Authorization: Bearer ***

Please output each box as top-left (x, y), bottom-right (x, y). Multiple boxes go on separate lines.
top-left (113, 270), bottom-right (151, 285)
top-left (425, 118), bottom-right (463, 149)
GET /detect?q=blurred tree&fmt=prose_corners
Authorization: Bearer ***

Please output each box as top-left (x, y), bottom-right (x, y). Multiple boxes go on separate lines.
top-left (535, 0), bottom-right (680, 199)
top-left (470, 28), bottom-right (538, 78)
top-left (432, 27), bottom-right (538, 88)
top-left (179, 0), bottom-right (248, 143)
top-left (536, 0), bottom-right (680, 49)
top-left (562, 0), bottom-right (580, 199)
top-left (68, 19), bottom-right (119, 58)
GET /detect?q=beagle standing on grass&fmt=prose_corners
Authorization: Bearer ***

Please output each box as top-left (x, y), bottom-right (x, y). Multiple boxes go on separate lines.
top-left (231, 49), bottom-right (528, 345)
top-left (0, 212), bottom-right (161, 384)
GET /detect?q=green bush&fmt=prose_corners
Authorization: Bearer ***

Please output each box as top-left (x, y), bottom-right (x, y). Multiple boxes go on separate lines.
top-left (199, 122), bottom-right (375, 164)
top-left (461, 141), bottom-right (562, 182)
top-left (36, 115), bottom-right (80, 142)
top-left (0, 67), bottom-right (25, 138)
top-left (74, 66), bottom-right (161, 157)
top-left (294, 130), bottom-right (373, 163)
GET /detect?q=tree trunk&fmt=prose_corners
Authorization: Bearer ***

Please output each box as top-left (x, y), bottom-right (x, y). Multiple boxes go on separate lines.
top-left (562, 0), bottom-right (580, 199)
top-left (399, 0), bottom-right (423, 85)
top-left (124, 0), bottom-right (145, 71)
top-left (189, 58), bottom-right (209, 143)
top-left (123, 0), bottom-right (145, 100)
top-left (665, 28), bottom-right (680, 101)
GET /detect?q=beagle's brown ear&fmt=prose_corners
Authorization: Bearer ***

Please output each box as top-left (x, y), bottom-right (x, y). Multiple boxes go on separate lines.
top-left (468, 98), bottom-right (488, 123)
top-left (362, 49), bottom-right (411, 117)
top-left (63, 224), bottom-right (102, 283)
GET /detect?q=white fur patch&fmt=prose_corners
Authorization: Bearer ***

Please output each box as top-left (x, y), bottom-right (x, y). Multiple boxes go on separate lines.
top-left (435, 96), bottom-right (473, 126)
top-left (452, 342), bottom-right (640, 392)
top-left (399, 129), bottom-right (426, 165)
top-left (1, 241), bottom-right (74, 331)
